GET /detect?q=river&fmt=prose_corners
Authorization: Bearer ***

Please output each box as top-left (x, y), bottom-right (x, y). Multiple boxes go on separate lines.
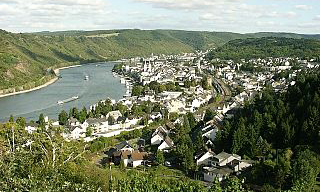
top-left (0, 62), bottom-right (126, 122)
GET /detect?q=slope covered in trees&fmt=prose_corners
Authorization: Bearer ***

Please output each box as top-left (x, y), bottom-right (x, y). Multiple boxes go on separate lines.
top-left (207, 37), bottom-right (320, 60)
top-left (1, 29), bottom-right (320, 91)
top-left (214, 70), bottom-right (320, 191)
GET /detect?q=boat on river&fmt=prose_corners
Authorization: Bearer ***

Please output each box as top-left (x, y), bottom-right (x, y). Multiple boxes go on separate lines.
top-left (57, 96), bottom-right (79, 105)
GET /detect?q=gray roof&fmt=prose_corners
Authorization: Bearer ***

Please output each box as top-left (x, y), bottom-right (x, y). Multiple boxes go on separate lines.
top-left (214, 152), bottom-right (233, 161)
top-left (115, 141), bottom-right (132, 151)
top-left (204, 167), bottom-right (233, 176)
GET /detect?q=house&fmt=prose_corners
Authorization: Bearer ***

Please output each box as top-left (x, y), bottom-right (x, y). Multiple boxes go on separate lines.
top-left (196, 150), bottom-right (216, 166)
top-left (113, 150), bottom-right (131, 167)
top-left (69, 126), bottom-right (85, 139)
top-left (211, 152), bottom-right (241, 167)
top-left (115, 141), bottom-right (134, 152)
top-left (202, 126), bottom-right (219, 141)
top-left (158, 137), bottom-right (174, 151)
top-left (150, 112), bottom-right (162, 120)
top-left (86, 118), bottom-right (108, 133)
top-left (131, 151), bottom-right (148, 167)
top-left (227, 159), bottom-right (253, 172)
top-left (174, 116), bottom-right (184, 125)
top-left (151, 126), bottom-right (169, 145)
top-left (203, 167), bottom-right (233, 182)
top-left (68, 117), bottom-right (80, 127)
top-left (25, 123), bottom-right (38, 134)
top-left (165, 99), bottom-right (185, 113)
top-left (112, 150), bottom-right (148, 167)
top-left (106, 110), bottom-right (122, 121)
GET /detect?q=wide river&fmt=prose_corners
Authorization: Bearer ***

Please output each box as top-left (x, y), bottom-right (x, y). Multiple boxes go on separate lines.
top-left (0, 62), bottom-right (126, 122)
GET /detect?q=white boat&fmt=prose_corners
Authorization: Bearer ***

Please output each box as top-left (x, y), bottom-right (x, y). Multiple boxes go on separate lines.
top-left (57, 96), bottom-right (79, 105)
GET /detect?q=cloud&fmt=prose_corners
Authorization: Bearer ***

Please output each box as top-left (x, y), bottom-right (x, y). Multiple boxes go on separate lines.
top-left (133, 0), bottom-right (245, 10)
top-left (314, 15), bottom-right (320, 21)
top-left (295, 4), bottom-right (312, 10)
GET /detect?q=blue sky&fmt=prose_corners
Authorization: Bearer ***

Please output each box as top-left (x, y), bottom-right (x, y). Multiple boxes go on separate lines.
top-left (0, 0), bottom-right (319, 34)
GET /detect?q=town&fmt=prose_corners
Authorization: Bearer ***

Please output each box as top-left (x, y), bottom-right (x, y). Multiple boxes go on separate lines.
top-left (22, 51), bottom-right (319, 184)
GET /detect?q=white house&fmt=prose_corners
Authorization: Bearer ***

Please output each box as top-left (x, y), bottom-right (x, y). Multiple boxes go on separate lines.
top-left (131, 151), bottom-right (148, 168)
top-left (25, 123), bottom-right (37, 134)
top-left (211, 152), bottom-right (241, 167)
top-left (151, 126), bottom-right (169, 145)
top-left (158, 137), bottom-right (174, 151)
top-left (202, 126), bottom-right (219, 141)
top-left (227, 159), bottom-right (252, 172)
top-left (150, 112), bottom-right (162, 120)
top-left (68, 117), bottom-right (80, 127)
top-left (69, 126), bottom-right (85, 139)
top-left (165, 99), bottom-right (185, 113)
top-left (197, 150), bottom-right (215, 166)
top-left (106, 110), bottom-right (122, 122)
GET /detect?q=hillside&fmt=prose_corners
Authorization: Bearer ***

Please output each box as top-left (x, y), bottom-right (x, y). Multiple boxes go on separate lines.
top-left (207, 37), bottom-right (320, 60)
top-left (1, 29), bottom-right (320, 92)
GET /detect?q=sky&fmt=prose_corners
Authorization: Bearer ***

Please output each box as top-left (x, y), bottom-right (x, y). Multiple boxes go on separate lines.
top-left (0, 0), bottom-right (320, 34)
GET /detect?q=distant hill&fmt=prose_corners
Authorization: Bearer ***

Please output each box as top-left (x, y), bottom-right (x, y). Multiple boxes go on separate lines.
top-left (207, 37), bottom-right (320, 60)
top-left (0, 29), bottom-right (320, 91)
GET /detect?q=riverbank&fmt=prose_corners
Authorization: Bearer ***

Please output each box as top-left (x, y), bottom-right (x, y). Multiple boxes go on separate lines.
top-left (0, 65), bottom-right (82, 98)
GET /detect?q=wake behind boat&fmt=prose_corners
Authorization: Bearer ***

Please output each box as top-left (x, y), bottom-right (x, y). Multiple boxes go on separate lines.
top-left (57, 96), bottom-right (79, 105)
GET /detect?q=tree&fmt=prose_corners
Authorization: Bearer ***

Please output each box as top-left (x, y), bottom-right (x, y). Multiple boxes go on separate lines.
top-left (201, 76), bottom-right (210, 90)
top-left (232, 118), bottom-right (246, 154)
top-left (292, 149), bottom-right (320, 191)
top-left (107, 115), bottom-right (115, 125)
top-left (204, 109), bottom-right (215, 122)
top-left (58, 110), bottom-right (68, 125)
top-left (16, 117), bottom-right (26, 127)
top-left (9, 115), bottom-right (14, 122)
top-left (132, 85), bottom-right (144, 96)
top-left (186, 112), bottom-right (196, 130)
top-left (209, 178), bottom-right (223, 192)
top-left (71, 107), bottom-right (79, 120)
top-left (38, 113), bottom-right (45, 128)
top-left (156, 150), bottom-right (164, 165)
top-left (79, 107), bottom-right (87, 124)
top-left (193, 131), bottom-right (204, 152)
top-left (86, 127), bottom-right (93, 137)
top-left (183, 115), bottom-right (191, 133)
top-left (119, 159), bottom-right (125, 170)
top-left (224, 177), bottom-right (245, 192)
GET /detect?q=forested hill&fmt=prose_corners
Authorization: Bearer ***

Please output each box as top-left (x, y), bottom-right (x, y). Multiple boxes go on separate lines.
top-left (215, 70), bottom-right (320, 191)
top-left (207, 37), bottom-right (320, 60)
top-left (1, 29), bottom-right (320, 91)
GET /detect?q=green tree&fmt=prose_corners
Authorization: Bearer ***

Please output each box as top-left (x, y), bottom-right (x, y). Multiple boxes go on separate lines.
top-left (119, 159), bottom-right (125, 170)
top-left (132, 85), bottom-right (144, 96)
top-left (16, 117), bottom-right (26, 127)
top-left (209, 178), bottom-right (223, 192)
top-left (204, 109), bottom-right (215, 122)
top-left (292, 149), bottom-right (320, 191)
top-left (108, 115), bottom-right (115, 125)
top-left (79, 107), bottom-right (87, 124)
top-left (86, 127), bottom-right (93, 137)
top-left (156, 150), bottom-right (164, 165)
top-left (38, 113), bottom-right (46, 128)
top-left (9, 115), bottom-right (14, 122)
top-left (193, 131), bottom-right (204, 152)
top-left (71, 107), bottom-right (79, 120)
top-left (58, 110), bottom-right (68, 125)
top-left (186, 112), bottom-right (196, 130)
